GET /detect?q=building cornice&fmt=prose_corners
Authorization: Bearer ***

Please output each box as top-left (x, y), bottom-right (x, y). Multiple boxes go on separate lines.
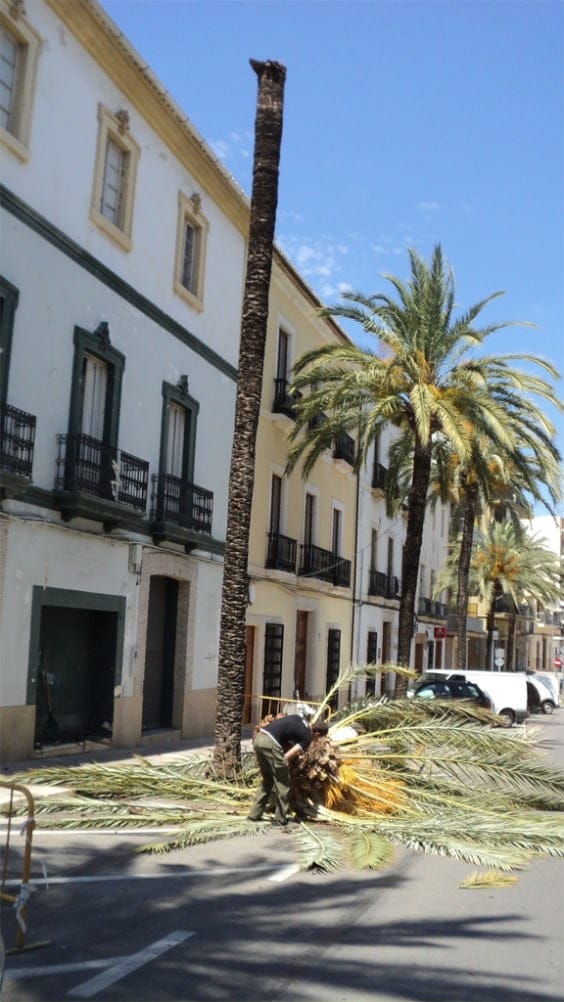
top-left (46, 0), bottom-right (250, 236)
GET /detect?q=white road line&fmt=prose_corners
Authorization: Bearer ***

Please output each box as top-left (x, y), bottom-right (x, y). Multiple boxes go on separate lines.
top-left (268, 863), bottom-right (300, 882)
top-left (2, 864), bottom-right (275, 887)
top-left (5, 958), bottom-right (129, 979)
top-left (68, 930), bottom-right (193, 999)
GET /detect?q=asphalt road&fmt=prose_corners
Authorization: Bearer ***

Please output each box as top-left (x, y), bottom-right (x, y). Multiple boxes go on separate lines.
top-left (1, 715), bottom-right (563, 1002)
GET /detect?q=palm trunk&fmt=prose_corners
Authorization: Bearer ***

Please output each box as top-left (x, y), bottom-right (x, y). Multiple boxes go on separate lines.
top-left (395, 439), bottom-right (432, 695)
top-left (455, 485), bottom-right (478, 670)
top-left (506, 610), bottom-right (517, 671)
top-left (485, 582), bottom-right (502, 671)
top-left (213, 60), bottom-right (286, 777)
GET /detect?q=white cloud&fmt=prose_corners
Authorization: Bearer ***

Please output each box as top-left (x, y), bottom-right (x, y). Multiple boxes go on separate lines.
top-left (418, 201), bottom-right (441, 213)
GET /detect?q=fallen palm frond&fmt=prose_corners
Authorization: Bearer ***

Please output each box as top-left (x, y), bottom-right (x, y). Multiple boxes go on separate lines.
top-left (459, 870), bottom-right (519, 889)
top-left (8, 664), bottom-right (564, 877)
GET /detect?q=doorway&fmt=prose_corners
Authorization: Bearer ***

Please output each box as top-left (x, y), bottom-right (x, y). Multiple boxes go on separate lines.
top-left (142, 576), bottom-right (178, 731)
top-left (35, 606), bottom-right (117, 745)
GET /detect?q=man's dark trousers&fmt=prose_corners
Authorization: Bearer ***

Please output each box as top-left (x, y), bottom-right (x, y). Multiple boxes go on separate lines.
top-left (248, 731), bottom-right (291, 822)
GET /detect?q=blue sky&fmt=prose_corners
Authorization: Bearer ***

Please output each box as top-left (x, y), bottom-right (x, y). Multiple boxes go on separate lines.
top-left (100, 0), bottom-right (564, 492)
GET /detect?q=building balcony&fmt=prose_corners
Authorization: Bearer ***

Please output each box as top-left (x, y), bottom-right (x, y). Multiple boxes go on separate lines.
top-left (1, 403), bottom-right (36, 480)
top-left (372, 462), bottom-right (387, 491)
top-left (332, 432), bottom-right (355, 468)
top-left (266, 531), bottom-right (298, 573)
top-left (54, 433), bottom-right (149, 525)
top-left (417, 597), bottom-right (449, 618)
top-left (150, 472), bottom-right (213, 549)
top-left (272, 378), bottom-right (302, 422)
top-left (299, 543), bottom-right (351, 588)
top-left (369, 570), bottom-right (400, 599)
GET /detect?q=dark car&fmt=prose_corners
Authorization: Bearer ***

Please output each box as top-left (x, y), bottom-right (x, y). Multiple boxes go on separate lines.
top-left (412, 677), bottom-right (492, 710)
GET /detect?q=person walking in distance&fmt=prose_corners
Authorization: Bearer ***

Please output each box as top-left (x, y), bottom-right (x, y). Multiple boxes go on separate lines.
top-left (248, 714), bottom-right (328, 825)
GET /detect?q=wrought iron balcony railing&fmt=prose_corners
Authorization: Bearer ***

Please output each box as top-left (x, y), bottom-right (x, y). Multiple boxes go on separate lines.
top-left (417, 596), bottom-right (449, 618)
top-left (332, 432), bottom-right (355, 466)
top-left (55, 433), bottom-right (149, 511)
top-left (1, 403), bottom-right (36, 478)
top-left (151, 473), bottom-right (213, 535)
top-left (299, 543), bottom-right (351, 588)
top-left (272, 378), bottom-right (302, 420)
top-left (369, 570), bottom-right (400, 599)
top-left (266, 531), bottom-right (297, 572)
top-left (372, 462), bottom-right (387, 491)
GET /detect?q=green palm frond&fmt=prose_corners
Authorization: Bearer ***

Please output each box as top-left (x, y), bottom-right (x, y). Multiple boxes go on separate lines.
top-left (138, 816), bottom-right (259, 855)
top-left (459, 870), bottom-right (519, 889)
top-left (345, 830), bottom-right (394, 871)
top-left (291, 823), bottom-right (345, 873)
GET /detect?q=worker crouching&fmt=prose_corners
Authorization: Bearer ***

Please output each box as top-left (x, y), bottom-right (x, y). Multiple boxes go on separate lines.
top-left (247, 714), bottom-right (329, 825)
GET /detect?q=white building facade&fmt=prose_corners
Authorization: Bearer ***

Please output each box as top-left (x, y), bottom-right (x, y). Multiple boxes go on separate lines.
top-left (0, 0), bottom-right (248, 759)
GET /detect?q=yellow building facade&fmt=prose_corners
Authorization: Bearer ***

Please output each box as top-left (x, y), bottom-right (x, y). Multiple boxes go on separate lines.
top-left (245, 254), bottom-right (357, 720)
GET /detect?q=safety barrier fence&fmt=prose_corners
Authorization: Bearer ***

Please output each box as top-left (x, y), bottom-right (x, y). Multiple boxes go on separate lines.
top-left (0, 781), bottom-right (37, 953)
top-left (245, 694), bottom-right (332, 722)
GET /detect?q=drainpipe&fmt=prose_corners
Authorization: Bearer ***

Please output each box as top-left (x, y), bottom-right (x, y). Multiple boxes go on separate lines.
top-left (350, 459), bottom-right (362, 679)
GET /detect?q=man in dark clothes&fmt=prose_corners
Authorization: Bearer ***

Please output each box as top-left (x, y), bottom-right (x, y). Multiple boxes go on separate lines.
top-left (248, 714), bottom-right (328, 825)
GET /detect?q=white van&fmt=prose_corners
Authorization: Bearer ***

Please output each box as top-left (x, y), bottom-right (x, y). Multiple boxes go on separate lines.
top-left (419, 669), bottom-right (529, 726)
top-left (526, 673), bottom-right (559, 714)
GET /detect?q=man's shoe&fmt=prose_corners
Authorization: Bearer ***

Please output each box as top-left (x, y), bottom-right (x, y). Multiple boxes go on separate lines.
top-left (247, 815), bottom-right (263, 822)
top-left (272, 818), bottom-right (289, 827)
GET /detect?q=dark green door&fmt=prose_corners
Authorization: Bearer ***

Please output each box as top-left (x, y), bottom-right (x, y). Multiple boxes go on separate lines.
top-left (36, 607), bottom-right (117, 744)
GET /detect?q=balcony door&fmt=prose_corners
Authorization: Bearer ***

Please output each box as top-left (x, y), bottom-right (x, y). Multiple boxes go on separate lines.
top-left (81, 353), bottom-right (108, 439)
top-left (166, 401), bottom-right (187, 478)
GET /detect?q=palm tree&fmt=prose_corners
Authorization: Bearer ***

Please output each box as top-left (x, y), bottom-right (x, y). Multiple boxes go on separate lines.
top-left (16, 665), bottom-right (564, 874)
top-left (213, 60), bottom-right (286, 777)
top-left (470, 519), bottom-right (562, 670)
top-left (286, 245), bottom-right (556, 694)
top-left (431, 425), bottom-right (561, 670)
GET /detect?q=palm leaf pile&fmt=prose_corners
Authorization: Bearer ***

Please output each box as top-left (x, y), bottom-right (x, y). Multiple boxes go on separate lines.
top-left (7, 665), bottom-right (564, 876)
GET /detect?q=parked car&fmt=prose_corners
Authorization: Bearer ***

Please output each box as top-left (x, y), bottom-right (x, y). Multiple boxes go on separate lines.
top-left (412, 676), bottom-right (493, 710)
top-left (412, 669), bottom-right (528, 726)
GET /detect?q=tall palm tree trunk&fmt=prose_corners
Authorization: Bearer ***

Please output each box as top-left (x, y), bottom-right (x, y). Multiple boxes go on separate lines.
top-left (506, 610), bottom-right (517, 671)
top-left (395, 440), bottom-right (432, 694)
top-left (213, 60), bottom-right (286, 777)
top-left (455, 484), bottom-right (479, 670)
top-left (485, 583), bottom-right (502, 671)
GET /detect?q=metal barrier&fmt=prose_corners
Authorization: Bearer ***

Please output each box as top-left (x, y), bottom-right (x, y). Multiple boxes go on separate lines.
top-left (246, 694), bottom-right (331, 722)
top-left (0, 781), bottom-right (45, 953)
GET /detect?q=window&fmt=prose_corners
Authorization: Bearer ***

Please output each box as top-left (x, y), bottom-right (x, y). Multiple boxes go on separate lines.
top-left (276, 328), bottom-right (289, 383)
top-left (370, 529), bottom-right (378, 572)
top-left (0, 275), bottom-right (19, 405)
top-left (173, 191), bottom-right (208, 310)
top-left (387, 537), bottom-right (394, 579)
top-left (90, 105), bottom-right (140, 251)
top-left (0, 3), bottom-right (40, 160)
top-left (68, 324), bottom-right (124, 449)
top-left (304, 492), bottom-right (316, 547)
top-left (366, 631), bottom-right (378, 696)
top-left (159, 380), bottom-right (198, 484)
top-left (263, 623), bottom-right (283, 698)
top-left (270, 473), bottom-right (282, 534)
top-left (331, 506), bottom-right (342, 557)
top-left (326, 628), bottom-right (341, 709)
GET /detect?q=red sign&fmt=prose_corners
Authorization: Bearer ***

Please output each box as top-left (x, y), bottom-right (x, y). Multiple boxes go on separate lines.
top-left (554, 657), bottom-right (562, 669)
top-left (434, 626), bottom-right (446, 639)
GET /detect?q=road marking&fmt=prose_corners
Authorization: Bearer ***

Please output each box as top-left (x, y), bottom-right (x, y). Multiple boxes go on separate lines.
top-left (68, 930), bottom-right (193, 998)
top-left (5, 958), bottom-right (130, 979)
top-left (2, 864), bottom-right (275, 887)
top-left (268, 863), bottom-right (300, 882)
